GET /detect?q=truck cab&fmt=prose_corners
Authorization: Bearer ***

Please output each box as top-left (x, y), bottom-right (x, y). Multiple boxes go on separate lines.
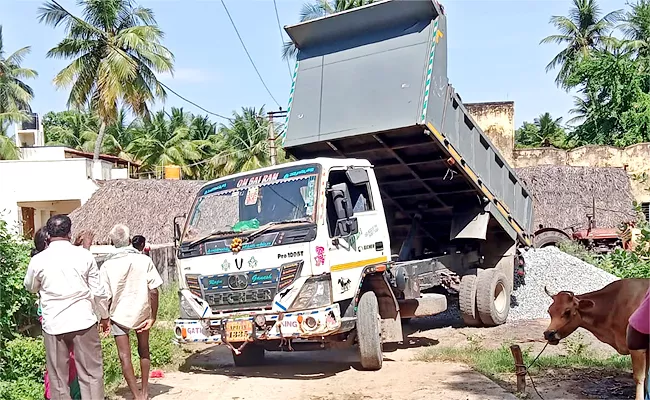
top-left (174, 158), bottom-right (409, 369)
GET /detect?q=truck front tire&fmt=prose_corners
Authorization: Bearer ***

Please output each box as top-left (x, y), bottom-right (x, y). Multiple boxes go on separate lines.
top-left (231, 343), bottom-right (265, 367)
top-left (357, 291), bottom-right (383, 370)
top-left (476, 269), bottom-right (510, 326)
top-left (459, 269), bottom-right (482, 327)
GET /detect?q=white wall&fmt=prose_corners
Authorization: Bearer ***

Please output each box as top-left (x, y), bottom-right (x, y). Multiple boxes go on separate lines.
top-left (0, 158), bottom-right (104, 234)
top-left (19, 147), bottom-right (66, 161)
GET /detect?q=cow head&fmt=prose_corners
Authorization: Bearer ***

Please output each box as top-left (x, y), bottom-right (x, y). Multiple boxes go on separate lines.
top-left (542, 286), bottom-right (595, 345)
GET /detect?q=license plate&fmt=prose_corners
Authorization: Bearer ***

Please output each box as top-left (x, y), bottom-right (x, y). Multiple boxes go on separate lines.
top-left (225, 320), bottom-right (253, 342)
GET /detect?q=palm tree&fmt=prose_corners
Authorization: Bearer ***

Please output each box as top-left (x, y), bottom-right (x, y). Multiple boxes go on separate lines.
top-left (0, 25), bottom-right (38, 123)
top-left (0, 122), bottom-right (20, 160)
top-left (206, 107), bottom-right (274, 177)
top-left (38, 0), bottom-right (174, 162)
top-left (515, 113), bottom-right (567, 148)
top-left (127, 107), bottom-right (202, 177)
top-left (282, 0), bottom-right (375, 60)
top-left (620, 0), bottom-right (650, 58)
top-left (540, 0), bottom-right (622, 89)
top-left (44, 109), bottom-right (99, 152)
top-left (103, 108), bottom-right (137, 160)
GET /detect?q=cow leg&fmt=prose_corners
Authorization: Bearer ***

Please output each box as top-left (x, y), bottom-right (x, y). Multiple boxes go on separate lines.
top-left (631, 350), bottom-right (646, 400)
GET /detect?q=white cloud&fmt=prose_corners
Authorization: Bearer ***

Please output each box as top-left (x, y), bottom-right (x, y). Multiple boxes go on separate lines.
top-left (158, 67), bottom-right (218, 84)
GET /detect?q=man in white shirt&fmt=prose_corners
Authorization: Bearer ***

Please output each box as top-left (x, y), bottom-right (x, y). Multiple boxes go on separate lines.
top-left (24, 214), bottom-right (110, 400)
top-left (99, 224), bottom-right (163, 400)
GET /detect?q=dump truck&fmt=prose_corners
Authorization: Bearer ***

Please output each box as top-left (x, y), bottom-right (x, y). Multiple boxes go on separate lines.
top-left (172, 0), bottom-right (534, 370)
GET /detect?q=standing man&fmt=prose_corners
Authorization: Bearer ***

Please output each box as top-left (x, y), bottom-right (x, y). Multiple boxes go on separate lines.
top-left (100, 224), bottom-right (163, 400)
top-left (24, 215), bottom-right (110, 400)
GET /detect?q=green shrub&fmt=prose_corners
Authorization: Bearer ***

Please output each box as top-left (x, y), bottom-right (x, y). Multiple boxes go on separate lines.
top-left (157, 282), bottom-right (180, 322)
top-left (0, 377), bottom-right (43, 400)
top-left (1, 337), bottom-right (45, 382)
top-left (101, 326), bottom-right (178, 392)
top-left (0, 220), bottom-right (38, 348)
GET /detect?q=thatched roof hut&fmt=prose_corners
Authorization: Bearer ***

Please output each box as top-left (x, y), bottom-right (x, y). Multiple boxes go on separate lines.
top-left (515, 165), bottom-right (636, 232)
top-left (69, 179), bottom-right (205, 245)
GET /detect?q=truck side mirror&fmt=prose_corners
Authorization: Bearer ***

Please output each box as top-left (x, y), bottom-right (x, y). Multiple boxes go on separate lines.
top-left (330, 183), bottom-right (353, 220)
top-left (345, 168), bottom-right (369, 186)
top-left (329, 183), bottom-right (358, 237)
top-left (336, 217), bottom-right (359, 237)
top-left (173, 214), bottom-right (186, 247)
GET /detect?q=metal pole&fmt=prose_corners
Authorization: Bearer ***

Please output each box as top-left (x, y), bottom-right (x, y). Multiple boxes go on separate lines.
top-left (268, 113), bottom-right (277, 166)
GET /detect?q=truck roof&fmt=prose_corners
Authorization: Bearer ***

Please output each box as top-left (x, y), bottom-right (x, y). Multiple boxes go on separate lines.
top-left (197, 157), bottom-right (372, 193)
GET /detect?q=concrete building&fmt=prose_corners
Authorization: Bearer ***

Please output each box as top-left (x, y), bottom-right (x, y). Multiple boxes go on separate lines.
top-left (0, 114), bottom-right (138, 237)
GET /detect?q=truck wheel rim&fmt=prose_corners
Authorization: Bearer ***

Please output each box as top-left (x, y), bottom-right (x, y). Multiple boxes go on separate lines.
top-left (494, 281), bottom-right (507, 313)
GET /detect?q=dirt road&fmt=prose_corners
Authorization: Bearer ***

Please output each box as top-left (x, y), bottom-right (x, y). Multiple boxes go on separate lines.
top-left (114, 318), bottom-right (632, 400)
top-left (118, 346), bottom-right (516, 400)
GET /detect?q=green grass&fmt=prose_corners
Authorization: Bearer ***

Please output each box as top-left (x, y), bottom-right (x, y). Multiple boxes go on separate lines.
top-left (0, 283), bottom-right (185, 400)
top-left (414, 341), bottom-right (631, 381)
top-left (157, 282), bottom-right (180, 322)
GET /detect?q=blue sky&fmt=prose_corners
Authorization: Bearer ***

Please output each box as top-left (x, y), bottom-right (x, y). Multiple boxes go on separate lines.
top-left (1, 0), bottom-right (627, 129)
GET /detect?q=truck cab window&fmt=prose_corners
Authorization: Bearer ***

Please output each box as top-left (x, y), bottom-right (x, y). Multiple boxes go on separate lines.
top-left (326, 169), bottom-right (373, 237)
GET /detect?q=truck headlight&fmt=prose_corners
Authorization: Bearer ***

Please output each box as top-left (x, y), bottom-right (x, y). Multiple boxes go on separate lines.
top-left (179, 290), bottom-right (205, 319)
top-left (289, 275), bottom-right (332, 311)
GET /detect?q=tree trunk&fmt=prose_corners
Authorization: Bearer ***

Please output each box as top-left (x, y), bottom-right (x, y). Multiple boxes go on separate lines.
top-left (93, 121), bottom-right (107, 162)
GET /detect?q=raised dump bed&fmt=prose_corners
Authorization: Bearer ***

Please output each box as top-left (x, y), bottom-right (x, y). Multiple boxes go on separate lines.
top-left (281, 0), bottom-right (533, 251)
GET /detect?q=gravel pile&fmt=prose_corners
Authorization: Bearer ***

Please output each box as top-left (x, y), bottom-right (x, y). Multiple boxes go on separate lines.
top-left (508, 246), bottom-right (619, 322)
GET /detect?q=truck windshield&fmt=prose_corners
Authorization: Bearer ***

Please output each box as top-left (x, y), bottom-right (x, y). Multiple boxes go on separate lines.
top-left (183, 166), bottom-right (319, 242)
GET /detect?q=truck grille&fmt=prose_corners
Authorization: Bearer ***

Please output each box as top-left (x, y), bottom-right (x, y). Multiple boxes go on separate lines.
top-left (198, 268), bottom-right (281, 312)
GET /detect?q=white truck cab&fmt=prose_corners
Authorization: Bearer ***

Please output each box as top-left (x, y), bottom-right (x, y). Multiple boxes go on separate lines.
top-left (174, 158), bottom-right (421, 369)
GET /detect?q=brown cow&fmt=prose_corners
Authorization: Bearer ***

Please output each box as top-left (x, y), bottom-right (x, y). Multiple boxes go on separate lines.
top-left (543, 278), bottom-right (650, 400)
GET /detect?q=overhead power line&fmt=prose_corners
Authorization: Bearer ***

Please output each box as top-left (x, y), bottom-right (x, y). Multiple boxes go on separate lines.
top-left (158, 81), bottom-right (233, 122)
top-left (220, 0), bottom-right (282, 108)
top-left (272, 0), bottom-right (293, 79)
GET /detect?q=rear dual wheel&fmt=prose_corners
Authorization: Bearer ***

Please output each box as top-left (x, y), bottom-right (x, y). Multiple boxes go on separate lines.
top-left (459, 269), bottom-right (510, 327)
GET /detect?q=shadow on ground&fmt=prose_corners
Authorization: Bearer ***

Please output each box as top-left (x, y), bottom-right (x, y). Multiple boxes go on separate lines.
top-left (115, 383), bottom-right (173, 399)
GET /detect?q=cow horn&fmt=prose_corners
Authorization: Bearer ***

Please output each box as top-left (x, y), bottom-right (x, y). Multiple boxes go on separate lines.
top-left (544, 285), bottom-right (557, 298)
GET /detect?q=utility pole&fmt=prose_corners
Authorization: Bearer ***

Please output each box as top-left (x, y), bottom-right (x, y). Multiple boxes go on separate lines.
top-left (267, 109), bottom-right (287, 166)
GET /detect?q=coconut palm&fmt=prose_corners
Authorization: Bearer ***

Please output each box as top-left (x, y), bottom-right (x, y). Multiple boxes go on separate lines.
top-left (44, 109), bottom-right (99, 152)
top-left (620, 0), bottom-right (650, 58)
top-left (38, 0), bottom-right (174, 162)
top-left (0, 122), bottom-right (20, 160)
top-left (127, 107), bottom-right (203, 177)
top-left (0, 25), bottom-right (38, 123)
top-left (540, 0), bottom-right (622, 89)
top-left (282, 0), bottom-right (375, 60)
top-left (205, 107), bottom-right (273, 177)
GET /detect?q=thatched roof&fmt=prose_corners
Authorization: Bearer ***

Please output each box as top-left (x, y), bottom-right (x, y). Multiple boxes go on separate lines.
top-left (514, 165), bottom-right (637, 232)
top-left (69, 179), bottom-right (206, 245)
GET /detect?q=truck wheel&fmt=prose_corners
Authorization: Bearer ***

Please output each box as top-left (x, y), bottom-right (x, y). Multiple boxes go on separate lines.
top-left (459, 270), bottom-right (482, 327)
top-left (533, 230), bottom-right (569, 248)
top-left (231, 343), bottom-right (265, 367)
top-left (357, 291), bottom-right (383, 370)
top-left (476, 269), bottom-right (510, 327)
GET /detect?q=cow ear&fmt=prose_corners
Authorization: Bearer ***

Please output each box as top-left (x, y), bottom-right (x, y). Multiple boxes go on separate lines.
top-left (578, 299), bottom-right (595, 311)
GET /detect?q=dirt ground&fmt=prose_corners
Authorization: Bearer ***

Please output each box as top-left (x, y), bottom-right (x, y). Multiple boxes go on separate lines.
top-left (114, 316), bottom-right (634, 400)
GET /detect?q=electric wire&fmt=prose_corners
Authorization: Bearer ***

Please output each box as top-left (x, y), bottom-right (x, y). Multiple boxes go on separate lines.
top-left (272, 0), bottom-right (293, 79)
top-left (220, 0), bottom-right (282, 108)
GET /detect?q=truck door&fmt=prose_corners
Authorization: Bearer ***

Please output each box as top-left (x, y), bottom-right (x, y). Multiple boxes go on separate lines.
top-left (326, 168), bottom-right (388, 303)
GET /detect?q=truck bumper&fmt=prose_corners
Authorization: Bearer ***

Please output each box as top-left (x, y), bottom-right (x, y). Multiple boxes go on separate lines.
top-left (174, 304), bottom-right (342, 344)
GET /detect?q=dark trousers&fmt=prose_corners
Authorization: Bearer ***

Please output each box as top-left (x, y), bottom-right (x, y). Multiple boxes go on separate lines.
top-left (43, 324), bottom-right (104, 400)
